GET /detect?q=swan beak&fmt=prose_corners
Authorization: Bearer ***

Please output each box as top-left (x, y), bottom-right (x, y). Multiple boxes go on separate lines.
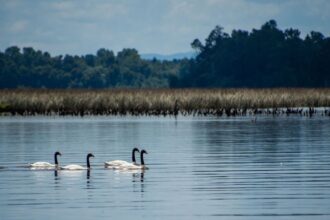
top-left (59, 152), bottom-right (62, 156)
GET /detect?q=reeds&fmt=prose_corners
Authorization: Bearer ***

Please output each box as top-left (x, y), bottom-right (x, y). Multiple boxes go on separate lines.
top-left (1, 88), bottom-right (330, 116)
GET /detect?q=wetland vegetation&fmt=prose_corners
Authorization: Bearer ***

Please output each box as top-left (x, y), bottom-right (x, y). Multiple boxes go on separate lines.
top-left (1, 88), bottom-right (330, 116)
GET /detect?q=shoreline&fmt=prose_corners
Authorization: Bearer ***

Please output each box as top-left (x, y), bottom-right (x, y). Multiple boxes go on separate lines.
top-left (1, 108), bottom-right (329, 117)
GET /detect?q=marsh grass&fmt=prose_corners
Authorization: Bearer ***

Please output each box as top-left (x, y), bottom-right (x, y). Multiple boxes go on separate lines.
top-left (1, 88), bottom-right (330, 116)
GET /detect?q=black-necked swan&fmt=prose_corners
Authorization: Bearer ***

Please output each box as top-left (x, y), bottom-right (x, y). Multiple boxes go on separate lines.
top-left (29, 151), bottom-right (62, 169)
top-left (61, 153), bottom-right (94, 170)
top-left (120, 149), bottom-right (149, 170)
top-left (104, 148), bottom-right (140, 167)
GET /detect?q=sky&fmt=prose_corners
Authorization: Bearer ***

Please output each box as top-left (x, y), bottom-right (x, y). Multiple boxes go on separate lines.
top-left (1, 0), bottom-right (330, 56)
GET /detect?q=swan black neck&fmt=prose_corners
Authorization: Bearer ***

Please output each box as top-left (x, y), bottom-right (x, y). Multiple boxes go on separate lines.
top-left (86, 153), bottom-right (94, 169)
top-left (54, 152), bottom-right (61, 166)
top-left (132, 148), bottom-right (139, 163)
top-left (87, 157), bottom-right (90, 169)
top-left (55, 154), bottom-right (58, 165)
top-left (141, 153), bottom-right (144, 165)
top-left (140, 150), bottom-right (147, 165)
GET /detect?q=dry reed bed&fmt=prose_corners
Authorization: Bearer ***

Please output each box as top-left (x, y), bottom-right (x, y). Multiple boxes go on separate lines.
top-left (1, 89), bottom-right (330, 116)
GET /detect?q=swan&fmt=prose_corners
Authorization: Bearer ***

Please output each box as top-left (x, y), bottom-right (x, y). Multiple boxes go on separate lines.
top-left (104, 148), bottom-right (139, 167)
top-left (119, 149), bottom-right (148, 170)
top-left (29, 151), bottom-right (62, 169)
top-left (61, 153), bottom-right (94, 170)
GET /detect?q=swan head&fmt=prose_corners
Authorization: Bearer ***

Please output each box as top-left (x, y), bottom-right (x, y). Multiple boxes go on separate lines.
top-left (133, 148), bottom-right (140, 153)
top-left (141, 149), bottom-right (148, 155)
top-left (87, 153), bottom-right (95, 158)
top-left (55, 151), bottom-right (62, 156)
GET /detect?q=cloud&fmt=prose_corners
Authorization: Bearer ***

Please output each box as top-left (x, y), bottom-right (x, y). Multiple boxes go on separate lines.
top-left (2, 0), bottom-right (22, 9)
top-left (0, 0), bottom-right (330, 55)
top-left (51, 1), bottom-right (74, 11)
top-left (9, 20), bottom-right (28, 33)
top-left (49, 1), bottom-right (127, 22)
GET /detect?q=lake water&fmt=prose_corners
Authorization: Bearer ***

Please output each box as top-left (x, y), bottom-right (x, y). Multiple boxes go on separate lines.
top-left (0, 116), bottom-right (330, 220)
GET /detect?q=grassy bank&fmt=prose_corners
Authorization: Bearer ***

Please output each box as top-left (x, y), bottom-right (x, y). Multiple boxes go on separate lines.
top-left (1, 89), bottom-right (330, 116)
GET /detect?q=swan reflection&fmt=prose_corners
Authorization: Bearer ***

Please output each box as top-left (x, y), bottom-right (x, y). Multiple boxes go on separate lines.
top-left (87, 170), bottom-right (90, 180)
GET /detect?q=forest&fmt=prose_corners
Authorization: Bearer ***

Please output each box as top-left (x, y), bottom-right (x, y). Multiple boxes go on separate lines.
top-left (1, 20), bottom-right (329, 88)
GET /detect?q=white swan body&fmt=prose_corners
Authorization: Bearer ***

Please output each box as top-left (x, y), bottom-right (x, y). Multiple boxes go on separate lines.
top-left (30, 161), bottom-right (55, 167)
top-left (61, 164), bottom-right (86, 170)
top-left (117, 149), bottom-right (148, 170)
top-left (61, 153), bottom-right (94, 171)
top-left (104, 160), bottom-right (133, 167)
top-left (29, 152), bottom-right (61, 169)
top-left (118, 164), bottom-right (148, 170)
top-left (105, 148), bottom-right (139, 168)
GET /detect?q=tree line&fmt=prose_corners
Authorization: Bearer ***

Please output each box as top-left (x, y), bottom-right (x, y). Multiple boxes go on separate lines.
top-left (176, 20), bottom-right (330, 88)
top-left (1, 20), bottom-right (329, 88)
top-left (0, 47), bottom-right (189, 88)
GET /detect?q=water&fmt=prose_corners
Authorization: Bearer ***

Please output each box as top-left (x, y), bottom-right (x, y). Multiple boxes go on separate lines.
top-left (0, 116), bottom-right (330, 220)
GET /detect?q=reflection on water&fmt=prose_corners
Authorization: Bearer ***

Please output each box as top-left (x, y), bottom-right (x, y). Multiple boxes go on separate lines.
top-left (0, 116), bottom-right (330, 219)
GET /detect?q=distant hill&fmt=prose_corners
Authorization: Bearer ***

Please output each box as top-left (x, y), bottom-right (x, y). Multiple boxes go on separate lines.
top-left (141, 52), bottom-right (195, 61)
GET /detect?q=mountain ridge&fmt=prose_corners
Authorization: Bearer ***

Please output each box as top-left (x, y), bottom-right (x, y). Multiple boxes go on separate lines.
top-left (141, 52), bottom-right (195, 61)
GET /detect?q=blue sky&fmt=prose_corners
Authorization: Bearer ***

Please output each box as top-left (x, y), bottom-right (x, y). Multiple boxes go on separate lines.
top-left (1, 0), bottom-right (329, 56)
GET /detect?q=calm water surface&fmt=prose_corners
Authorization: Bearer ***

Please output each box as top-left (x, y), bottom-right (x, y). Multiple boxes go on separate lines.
top-left (0, 116), bottom-right (330, 219)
